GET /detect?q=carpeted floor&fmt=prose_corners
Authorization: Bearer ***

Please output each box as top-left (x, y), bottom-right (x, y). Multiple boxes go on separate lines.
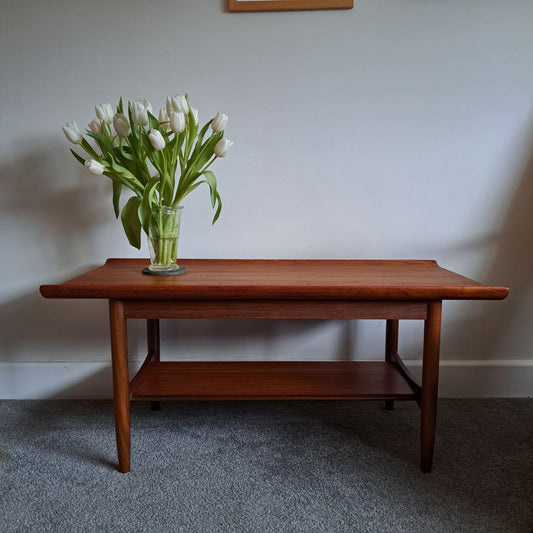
top-left (1, 399), bottom-right (531, 533)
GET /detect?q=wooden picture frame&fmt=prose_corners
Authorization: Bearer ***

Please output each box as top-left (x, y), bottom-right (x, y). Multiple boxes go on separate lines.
top-left (228, 0), bottom-right (353, 12)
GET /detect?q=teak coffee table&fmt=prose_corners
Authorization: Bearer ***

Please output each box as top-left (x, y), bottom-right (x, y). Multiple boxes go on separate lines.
top-left (40, 258), bottom-right (509, 473)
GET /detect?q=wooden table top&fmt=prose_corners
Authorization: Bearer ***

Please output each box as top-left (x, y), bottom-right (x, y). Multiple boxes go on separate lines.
top-left (40, 258), bottom-right (509, 301)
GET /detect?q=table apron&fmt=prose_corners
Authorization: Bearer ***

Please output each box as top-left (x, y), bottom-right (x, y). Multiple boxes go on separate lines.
top-left (121, 299), bottom-right (429, 320)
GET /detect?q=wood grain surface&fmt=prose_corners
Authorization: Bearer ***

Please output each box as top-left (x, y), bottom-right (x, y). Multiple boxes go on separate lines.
top-left (40, 258), bottom-right (509, 301)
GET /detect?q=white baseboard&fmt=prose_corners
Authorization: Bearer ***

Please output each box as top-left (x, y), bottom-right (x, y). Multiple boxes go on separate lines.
top-left (0, 360), bottom-right (531, 399)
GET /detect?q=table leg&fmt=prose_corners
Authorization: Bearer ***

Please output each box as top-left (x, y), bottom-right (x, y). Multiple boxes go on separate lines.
top-left (147, 319), bottom-right (161, 411)
top-left (385, 319), bottom-right (399, 410)
top-left (109, 300), bottom-right (131, 474)
top-left (420, 301), bottom-right (442, 473)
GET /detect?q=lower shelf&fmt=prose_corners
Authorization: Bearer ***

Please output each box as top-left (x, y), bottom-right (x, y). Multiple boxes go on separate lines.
top-left (129, 361), bottom-right (418, 401)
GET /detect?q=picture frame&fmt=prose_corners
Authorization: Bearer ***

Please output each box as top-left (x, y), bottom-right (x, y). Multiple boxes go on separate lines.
top-left (228, 0), bottom-right (353, 12)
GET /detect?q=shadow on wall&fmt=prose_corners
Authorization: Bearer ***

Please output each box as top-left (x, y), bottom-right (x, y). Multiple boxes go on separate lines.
top-left (0, 139), bottom-right (117, 269)
top-left (393, 140), bottom-right (533, 366)
top-left (0, 141), bottom-right (116, 395)
top-left (442, 142), bottom-right (533, 362)
top-left (478, 144), bottom-right (533, 357)
top-left (0, 292), bottom-right (109, 363)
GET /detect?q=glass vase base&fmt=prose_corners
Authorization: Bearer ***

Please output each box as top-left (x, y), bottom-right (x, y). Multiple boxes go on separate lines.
top-left (142, 267), bottom-right (188, 276)
top-left (149, 263), bottom-right (180, 272)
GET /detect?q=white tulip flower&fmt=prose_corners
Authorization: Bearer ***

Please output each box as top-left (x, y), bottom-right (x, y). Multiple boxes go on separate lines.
top-left (165, 96), bottom-right (175, 116)
top-left (169, 111), bottom-right (185, 134)
top-left (131, 99), bottom-right (152, 126)
top-left (88, 118), bottom-right (101, 134)
top-left (211, 112), bottom-right (228, 133)
top-left (166, 94), bottom-right (189, 116)
top-left (62, 121), bottom-right (83, 144)
top-left (165, 96), bottom-right (173, 116)
top-left (158, 109), bottom-right (170, 131)
top-left (84, 159), bottom-right (105, 175)
top-left (95, 103), bottom-right (114, 124)
top-left (113, 113), bottom-right (131, 137)
top-left (141, 98), bottom-right (153, 113)
top-left (214, 137), bottom-right (233, 158)
top-left (148, 129), bottom-right (165, 151)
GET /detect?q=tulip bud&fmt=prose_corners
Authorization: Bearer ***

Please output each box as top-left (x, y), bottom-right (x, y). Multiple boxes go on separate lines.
top-left (169, 111), bottom-right (185, 134)
top-left (131, 99), bottom-right (152, 126)
top-left (158, 109), bottom-right (170, 131)
top-left (148, 129), bottom-right (166, 151)
top-left (113, 113), bottom-right (131, 137)
top-left (62, 121), bottom-right (83, 144)
top-left (165, 96), bottom-right (175, 116)
top-left (166, 94), bottom-right (189, 116)
top-left (95, 103), bottom-right (114, 124)
top-left (88, 119), bottom-right (101, 134)
top-left (141, 98), bottom-right (153, 114)
top-left (84, 159), bottom-right (105, 175)
top-left (131, 101), bottom-right (148, 126)
top-left (211, 112), bottom-right (228, 133)
top-left (214, 137), bottom-right (233, 158)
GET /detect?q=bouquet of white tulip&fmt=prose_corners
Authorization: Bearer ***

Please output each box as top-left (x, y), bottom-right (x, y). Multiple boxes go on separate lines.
top-left (63, 94), bottom-right (232, 252)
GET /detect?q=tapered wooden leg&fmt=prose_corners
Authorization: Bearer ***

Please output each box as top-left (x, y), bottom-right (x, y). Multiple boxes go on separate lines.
top-left (147, 319), bottom-right (161, 411)
top-left (420, 301), bottom-right (442, 473)
top-left (385, 319), bottom-right (399, 410)
top-left (109, 300), bottom-right (131, 474)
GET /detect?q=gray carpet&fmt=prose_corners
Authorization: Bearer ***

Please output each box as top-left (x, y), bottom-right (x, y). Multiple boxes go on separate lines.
top-left (0, 399), bottom-right (531, 533)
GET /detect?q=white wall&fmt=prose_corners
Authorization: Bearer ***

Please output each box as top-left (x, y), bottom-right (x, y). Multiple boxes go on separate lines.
top-left (0, 0), bottom-right (532, 398)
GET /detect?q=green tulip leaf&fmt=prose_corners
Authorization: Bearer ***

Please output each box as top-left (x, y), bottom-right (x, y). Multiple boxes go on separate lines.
top-left (195, 133), bottom-right (222, 170)
top-left (126, 105), bottom-right (141, 154)
top-left (112, 146), bottom-right (149, 186)
top-left (115, 146), bottom-right (136, 162)
top-left (112, 179), bottom-right (122, 218)
top-left (161, 172), bottom-right (174, 204)
top-left (185, 110), bottom-right (199, 157)
top-left (79, 139), bottom-right (99, 159)
top-left (201, 170), bottom-right (218, 207)
top-left (197, 170), bottom-right (222, 223)
top-left (138, 177), bottom-right (160, 235)
top-left (190, 121), bottom-right (212, 160)
top-left (120, 196), bottom-right (142, 249)
top-left (211, 190), bottom-right (222, 224)
top-left (70, 149), bottom-right (86, 165)
top-left (148, 111), bottom-right (160, 131)
top-left (104, 156), bottom-right (143, 194)
top-left (87, 132), bottom-right (113, 154)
